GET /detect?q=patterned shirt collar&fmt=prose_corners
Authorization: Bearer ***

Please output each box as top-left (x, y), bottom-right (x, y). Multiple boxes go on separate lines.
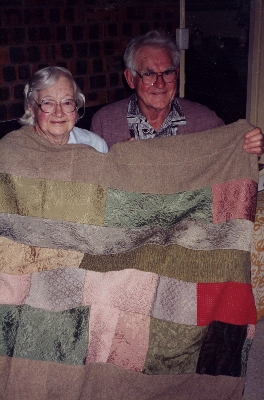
top-left (127, 93), bottom-right (186, 140)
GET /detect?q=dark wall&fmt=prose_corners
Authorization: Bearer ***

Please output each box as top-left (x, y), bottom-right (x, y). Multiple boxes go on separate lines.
top-left (0, 0), bottom-right (179, 123)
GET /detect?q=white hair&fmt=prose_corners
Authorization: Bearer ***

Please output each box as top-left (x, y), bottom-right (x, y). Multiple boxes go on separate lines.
top-left (19, 66), bottom-right (85, 126)
top-left (123, 30), bottom-right (180, 75)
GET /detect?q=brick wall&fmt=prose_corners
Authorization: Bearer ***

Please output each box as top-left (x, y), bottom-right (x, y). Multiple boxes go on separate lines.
top-left (0, 0), bottom-right (180, 122)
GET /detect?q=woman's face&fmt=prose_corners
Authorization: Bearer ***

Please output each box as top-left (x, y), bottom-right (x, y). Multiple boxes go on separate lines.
top-left (32, 76), bottom-right (78, 145)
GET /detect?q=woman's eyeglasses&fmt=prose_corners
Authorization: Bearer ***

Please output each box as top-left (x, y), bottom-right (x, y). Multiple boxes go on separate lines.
top-left (34, 99), bottom-right (77, 113)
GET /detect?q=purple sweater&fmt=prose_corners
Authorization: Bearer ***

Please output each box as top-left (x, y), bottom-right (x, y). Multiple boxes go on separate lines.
top-left (91, 97), bottom-right (225, 148)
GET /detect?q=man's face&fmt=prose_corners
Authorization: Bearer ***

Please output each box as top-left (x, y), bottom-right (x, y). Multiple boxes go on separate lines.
top-left (124, 46), bottom-right (178, 114)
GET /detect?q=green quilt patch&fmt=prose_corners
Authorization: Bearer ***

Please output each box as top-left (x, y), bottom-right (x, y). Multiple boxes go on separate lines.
top-left (0, 304), bottom-right (90, 364)
top-left (143, 318), bottom-right (207, 375)
top-left (104, 187), bottom-right (212, 228)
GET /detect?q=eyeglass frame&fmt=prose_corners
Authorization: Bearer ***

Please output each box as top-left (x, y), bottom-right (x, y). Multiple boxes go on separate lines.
top-left (34, 98), bottom-right (78, 114)
top-left (133, 68), bottom-right (178, 86)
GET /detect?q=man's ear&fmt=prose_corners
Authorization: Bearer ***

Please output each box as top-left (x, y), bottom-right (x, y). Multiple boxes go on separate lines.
top-left (124, 68), bottom-right (136, 89)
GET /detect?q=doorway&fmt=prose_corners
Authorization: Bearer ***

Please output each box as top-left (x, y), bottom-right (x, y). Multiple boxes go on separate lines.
top-left (184, 0), bottom-right (251, 124)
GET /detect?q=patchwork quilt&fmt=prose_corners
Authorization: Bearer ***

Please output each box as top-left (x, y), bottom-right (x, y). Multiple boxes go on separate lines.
top-left (0, 120), bottom-right (259, 399)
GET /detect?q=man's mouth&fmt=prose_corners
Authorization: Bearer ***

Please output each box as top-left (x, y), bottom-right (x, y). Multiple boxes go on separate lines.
top-left (152, 92), bottom-right (167, 96)
top-left (151, 90), bottom-right (167, 94)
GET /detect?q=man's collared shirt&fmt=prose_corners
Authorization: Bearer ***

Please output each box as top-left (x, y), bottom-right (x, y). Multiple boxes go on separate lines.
top-left (127, 93), bottom-right (186, 140)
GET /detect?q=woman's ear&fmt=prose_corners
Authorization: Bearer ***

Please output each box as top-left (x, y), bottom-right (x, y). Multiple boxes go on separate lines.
top-left (28, 102), bottom-right (35, 118)
top-left (124, 68), bottom-right (136, 89)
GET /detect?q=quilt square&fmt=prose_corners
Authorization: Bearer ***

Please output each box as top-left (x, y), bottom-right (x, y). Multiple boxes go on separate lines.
top-left (151, 276), bottom-right (197, 325)
top-left (25, 267), bottom-right (86, 311)
top-left (0, 273), bottom-right (30, 305)
top-left (143, 318), bottom-right (206, 375)
top-left (212, 179), bottom-right (257, 223)
top-left (0, 304), bottom-right (90, 365)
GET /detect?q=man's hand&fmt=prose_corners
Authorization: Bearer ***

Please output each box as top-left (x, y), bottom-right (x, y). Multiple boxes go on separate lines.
top-left (243, 127), bottom-right (264, 156)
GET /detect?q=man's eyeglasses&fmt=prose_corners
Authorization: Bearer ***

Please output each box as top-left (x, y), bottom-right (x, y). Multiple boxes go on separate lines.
top-left (34, 99), bottom-right (77, 113)
top-left (134, 69), bottom-right (178, 86)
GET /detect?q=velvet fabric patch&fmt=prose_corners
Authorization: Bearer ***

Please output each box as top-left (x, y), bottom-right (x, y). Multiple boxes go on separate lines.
top-left (196, 321), bottom-right (247, 376)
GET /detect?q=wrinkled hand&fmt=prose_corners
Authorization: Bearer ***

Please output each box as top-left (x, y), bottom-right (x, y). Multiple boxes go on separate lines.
top-left (243, 127), bottom-right (264, 156)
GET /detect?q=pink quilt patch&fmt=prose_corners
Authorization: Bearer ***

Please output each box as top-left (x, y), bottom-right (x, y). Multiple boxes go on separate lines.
top-left (86, 304), bottom-right (120, 364)
top-left (0, 272), bottom-right (31, 305)
top-left (107, 311), bottom-right (150, 372)
top-left (82, 268), bottom-right (158, 315)
top-left (212, 179), bottom-right (258, 223)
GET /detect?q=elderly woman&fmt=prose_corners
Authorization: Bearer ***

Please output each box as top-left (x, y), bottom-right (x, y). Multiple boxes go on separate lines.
top-left (19, 66), bottom-right (108, 152)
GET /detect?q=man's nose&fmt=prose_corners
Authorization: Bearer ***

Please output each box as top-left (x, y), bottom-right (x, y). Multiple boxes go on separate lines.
top-left (154, 74), bottom-right (166, 87)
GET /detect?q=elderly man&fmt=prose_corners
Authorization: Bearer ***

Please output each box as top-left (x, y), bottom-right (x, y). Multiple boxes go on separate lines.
top-left (91, 30), bottom-right (263, 154)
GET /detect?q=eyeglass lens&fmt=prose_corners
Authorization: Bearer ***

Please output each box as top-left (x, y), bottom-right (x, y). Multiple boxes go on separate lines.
top-left (142, 70), bottom-right (177, 85)
top-left (40, 99), bottom-right (77, 113)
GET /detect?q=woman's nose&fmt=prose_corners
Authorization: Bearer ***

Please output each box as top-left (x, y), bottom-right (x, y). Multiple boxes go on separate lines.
top-left (54, 102), bottom-right (64, 116)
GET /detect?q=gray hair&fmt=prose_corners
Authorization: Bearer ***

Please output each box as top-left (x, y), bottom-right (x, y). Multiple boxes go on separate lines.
top-left (123, 30), bottom-right (180, 75)
top-left (20, 66), bottom-right (85, 126)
